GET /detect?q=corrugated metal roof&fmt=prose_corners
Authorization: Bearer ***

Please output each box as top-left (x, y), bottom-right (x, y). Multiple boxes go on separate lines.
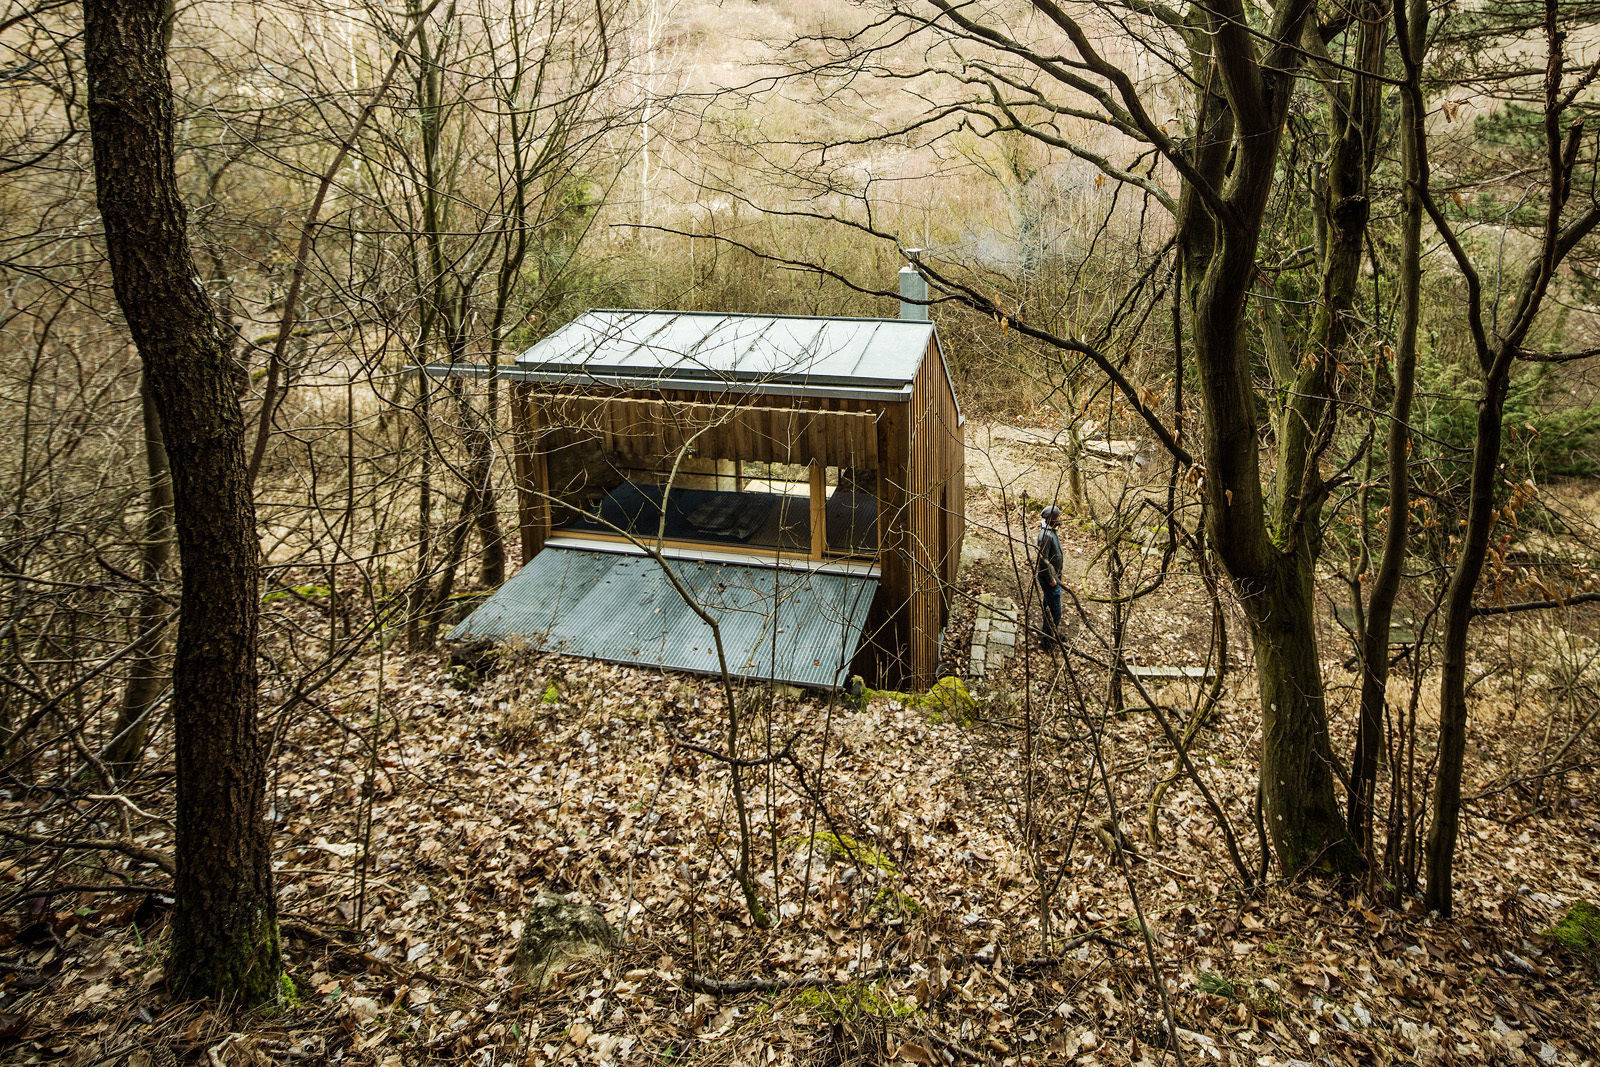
top-left (450, 547), bottom-right (879, 689)
top-left (515, 310), bottom-right (934, 390)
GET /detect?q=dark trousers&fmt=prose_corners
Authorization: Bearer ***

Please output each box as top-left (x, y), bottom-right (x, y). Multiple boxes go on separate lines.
top-left (1037, 577), bottom-right (1062, 647)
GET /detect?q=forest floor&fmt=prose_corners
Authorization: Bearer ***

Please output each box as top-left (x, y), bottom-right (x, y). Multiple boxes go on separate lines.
top-left (4, 426), bottom-right (1599, 1067)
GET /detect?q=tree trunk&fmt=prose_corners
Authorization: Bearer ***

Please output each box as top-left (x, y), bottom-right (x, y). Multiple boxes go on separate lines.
top-left (1248, 551), bottom-right (1359, 874)
top-left (475, 376), bottom-right (506, 585)
top-left (421, 482), bottom-right (480, 647)
top-left (84, 0), bottom-right (280, 1003)
top-left (103, 374), bottom-right (173, 773)
top-left (1183, 48), bottom-right (1362, 876)
top-left (1194, 288), bottom-right (1359, 876)
top-left (1352, 0), bottom-right (1426, 851)
top-left (1283, 0), bottom-right (1391, 859)
top-left (407, 375), bottom-right (434, 652)
top-left (1423, 5), bottom-right (1600, 914)
top-left (1177, 0), bottom-right (1376, 879)
top-left (465, 420), bottom-right (505, 587)
top-left (1425, 376), bottom-right (1506, 914)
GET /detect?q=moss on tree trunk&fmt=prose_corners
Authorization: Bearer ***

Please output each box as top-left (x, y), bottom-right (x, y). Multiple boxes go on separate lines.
top-left (1247, 554), bottom-right (1363, 876)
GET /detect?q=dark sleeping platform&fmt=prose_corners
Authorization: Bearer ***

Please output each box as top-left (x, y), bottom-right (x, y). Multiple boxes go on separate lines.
top-left (562, 480), bottom-right (877, 554)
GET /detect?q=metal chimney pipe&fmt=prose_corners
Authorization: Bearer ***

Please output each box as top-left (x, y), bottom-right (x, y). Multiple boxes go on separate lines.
top-left (898, 254), bottom-right (928, 321)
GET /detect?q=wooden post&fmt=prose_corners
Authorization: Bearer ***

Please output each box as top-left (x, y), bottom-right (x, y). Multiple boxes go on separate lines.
top-left (809, 460), bottom-right (827, 561)
top-left (876, 400), bottom-right (911, 684)
top-left (510, 384), bottom-right (546, 565)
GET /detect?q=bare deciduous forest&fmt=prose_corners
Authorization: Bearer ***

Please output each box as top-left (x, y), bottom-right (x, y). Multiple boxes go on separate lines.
top-left (2, 0), bottom-right (1600, 1062)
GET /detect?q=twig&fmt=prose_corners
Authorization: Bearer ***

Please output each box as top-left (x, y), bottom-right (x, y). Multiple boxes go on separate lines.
top-left (666, 725), bottom-right (798, 769)
top-left (3, 882), bottom-right (167, 907)
top-left (924, 1029), bottom-right (993, 1063)
top-left (282, 918), bottom-right (493, 992)
top-left (280, 916), bottom-right (485, 991)
top-left (1065, 656), bottom-right (1188, 1067)
top-left (0, 826), bottom-right (174, 874)
top-left (684, 972), bottom-right (858, 994)
top-left (278, 916), bottom-right (359, 945)
top-left (86, 793), bottom-right (174, 828)
top-left (1470, 591), bottom-right (1600, 616)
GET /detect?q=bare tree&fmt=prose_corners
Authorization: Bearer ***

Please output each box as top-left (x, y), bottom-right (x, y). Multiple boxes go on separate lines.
top-left (83, 0), bottom-right (279, 1003)
top-left (686, 0), bottom-right (1600, 893)
top-left (1421, 0), bottom-right (1600, 915)
top-left (705, 0), bottom-right (1386, 874)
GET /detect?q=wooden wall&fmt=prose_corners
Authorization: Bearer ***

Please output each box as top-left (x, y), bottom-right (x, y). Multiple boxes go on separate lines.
top-left (535, 394), bottom-right (878, 469)
top-left (899, 337), bottom-right (965, 687)
top-left (510, 384), bottom-right (548, 564)
top-left (850, 337), bottom-right (964, 688)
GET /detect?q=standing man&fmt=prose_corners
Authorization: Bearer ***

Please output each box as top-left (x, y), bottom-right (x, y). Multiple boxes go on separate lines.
top-left (1035, 504), bottom-right (1064, 649)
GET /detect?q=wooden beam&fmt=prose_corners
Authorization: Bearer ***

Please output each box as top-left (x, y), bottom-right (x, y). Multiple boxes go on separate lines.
top-left (555, 528), bottom-right (875, 563)
top-left (809, 461), bottom-right (827, 561)
top-left (535, 395), bottom-right (877, 469)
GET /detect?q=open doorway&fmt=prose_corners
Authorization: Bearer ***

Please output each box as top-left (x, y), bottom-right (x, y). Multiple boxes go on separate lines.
top-left (546, 440), bottom-right (877, 560)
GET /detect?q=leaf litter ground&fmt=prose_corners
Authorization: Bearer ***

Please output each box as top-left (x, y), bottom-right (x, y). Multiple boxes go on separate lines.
top-left (4, 435), bottom-right (1599, 1066)
top-left (7, 635), bottom-right (1598, 1065)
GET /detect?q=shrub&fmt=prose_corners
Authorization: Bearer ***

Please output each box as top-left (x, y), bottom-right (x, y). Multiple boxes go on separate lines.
top-left (1413, 351), bottom-right (1600, 490)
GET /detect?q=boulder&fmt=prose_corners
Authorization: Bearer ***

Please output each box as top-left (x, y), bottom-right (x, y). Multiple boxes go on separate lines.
top-left (855, 676), bottom-right (977, 724)
top-left (514, 894), bottom-right (616, 990)
top-left (920, 676), bottom-right (977, 723)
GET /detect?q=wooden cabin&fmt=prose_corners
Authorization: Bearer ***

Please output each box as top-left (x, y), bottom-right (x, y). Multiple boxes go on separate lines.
top-left (430, 283), bottom-right (964, 689)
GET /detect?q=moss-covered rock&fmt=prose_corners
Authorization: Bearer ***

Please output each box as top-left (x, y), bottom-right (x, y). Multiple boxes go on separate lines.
top-left (868, 885), bottom-right (924, 920)
top-left (853, 675), bottom-right (978, 724)
top-left (1542, 901), bottom-right (1600, 961)
top-left (792, 979), bottom-right (916, 1021)
top-left (514, 894), bottom-right (616, 990)
top-left (785, 831), bottom-right (899, 876)
top-left (919, 676), bottom-right (977, 723)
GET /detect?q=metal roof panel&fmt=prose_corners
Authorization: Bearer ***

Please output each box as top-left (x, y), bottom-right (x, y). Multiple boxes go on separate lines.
top-left (449, 547), bottom-right (878, 689)
top-left (449, 548), bottom-right (616, 644)
top-left (514, 310), bottom-right (933, 389)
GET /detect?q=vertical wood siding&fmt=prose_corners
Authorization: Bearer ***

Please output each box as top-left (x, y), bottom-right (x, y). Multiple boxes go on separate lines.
top-left (897, 337), bottom-right (964, 687)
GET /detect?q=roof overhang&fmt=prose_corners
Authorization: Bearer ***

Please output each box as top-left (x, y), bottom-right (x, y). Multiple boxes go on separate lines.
top-left (417, 362), bottom-right (913, 404)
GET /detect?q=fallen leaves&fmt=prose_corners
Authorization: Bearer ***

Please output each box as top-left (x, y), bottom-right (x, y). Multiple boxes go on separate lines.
top-left (3, 594), bottom-right (1598, 1066)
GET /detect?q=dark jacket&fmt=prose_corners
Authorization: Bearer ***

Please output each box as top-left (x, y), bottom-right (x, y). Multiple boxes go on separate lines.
top-left (1036, 522), bottom-right (1063, 585)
